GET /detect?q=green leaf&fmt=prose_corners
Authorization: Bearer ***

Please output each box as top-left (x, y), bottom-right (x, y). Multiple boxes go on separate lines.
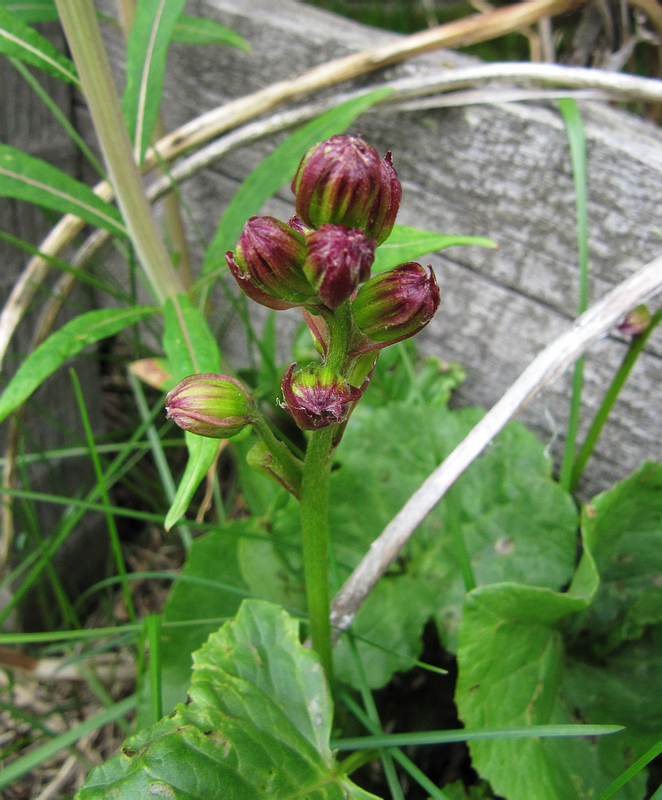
top-left (579, 462), bottom-right (662, 645)
top-left (455, 584), bottom-right (644, 800)
top-left (373, 224), bottom-right (497, 273)
top-left (201, 87), bottom-right (393, 279)
top-left (0, 145), bottom-right (125, 234)
top-left (122, 0), bottom-right (187, 164)
top-left (76, 600), bottom-right (380, 800)
top-left (157, 521), bottom-right (253, 716)
top-left (162, 295), bottom-right (224, 529)
top-left (0, 0), bottom-right (58, 23)
top-left (0, 306), bottom-right (155, 423)
top-left (0, 6), bottom-right (77, 82)
top-left (172, 13), bottom-right (250, 50)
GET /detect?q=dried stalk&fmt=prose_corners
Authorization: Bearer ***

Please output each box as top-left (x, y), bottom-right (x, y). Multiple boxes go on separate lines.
top-left (330, 254), bottom-right (662, 633)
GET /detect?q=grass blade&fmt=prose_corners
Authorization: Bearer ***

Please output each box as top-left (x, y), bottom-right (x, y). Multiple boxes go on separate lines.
top-left (0, 0), bottom-right (58, 23)
top-left (374, 225), bottom-right (496, 272)
top-left (0, 5), bottom-right (77, 82)
top-left (172, 13), bottom-right (249, 50)
top-left (0, 306), bottom-right (155, 424)
top-left (0, 144), bottom-right (126, 234)
top-left (122, 0), bottom-right (186, 164)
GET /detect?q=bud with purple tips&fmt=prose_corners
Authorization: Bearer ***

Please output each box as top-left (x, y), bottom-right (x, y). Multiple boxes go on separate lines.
top-left (165, 374), bottom-right (254, 439)
top-left (304, 224), bottom-right (375, 308)
top-left (351, 262), bottom-right (440, 349)
top-left (280, 363), bottom-right (362, 431)
top-left (292, 135), bottom-right (401, 245)
top-left (226, 216), bottom-right (317, 309)
top-left (618, 305), bottom-right (651, 336)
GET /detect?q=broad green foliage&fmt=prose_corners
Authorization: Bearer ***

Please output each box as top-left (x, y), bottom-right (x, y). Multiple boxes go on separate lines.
top-left (158, 349), bottom-right (578, 703)
top-left (77, 600), bottom-right (379, 800)
top-left (0, 145), bottom-right (125, 234)
top-left (455, 462), bottom-right (662, 800)
top-left (0, 306), bottom-right (155, 423)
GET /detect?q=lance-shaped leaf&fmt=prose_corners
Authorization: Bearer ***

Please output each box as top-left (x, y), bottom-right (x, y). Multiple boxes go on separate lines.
top-left (0, 306), bottom-right (155, 423)
top-left (0, 145), bottom-right (125, 235)
top-left (162, 295), bottom-right (224, 530)
top-left (76, 600), bottom-right (379, 800)
top-left (0, 0), bottom-right (58, 23)
top-left (172, 13), bottom-right (250, 49)
top-left (122, 0), bottom-right (186, 164)
top-left (0, 6), bottom-right (77, 81)
top-left (373, 224), bottom-right (496, 273)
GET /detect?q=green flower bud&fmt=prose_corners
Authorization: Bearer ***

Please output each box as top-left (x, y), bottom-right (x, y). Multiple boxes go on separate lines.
top-left (292, 135), bottom-right (401, 245)
top-left (351, 263), bottom-right (440, 351)
top-left (165, 374), bottom-right (254, 439)
top-left (280, 363), bottom-right (361, 431)
top-left (226, 216), bottom-right (317, 309)
top-left (617, 305), bottom-right (651, 336)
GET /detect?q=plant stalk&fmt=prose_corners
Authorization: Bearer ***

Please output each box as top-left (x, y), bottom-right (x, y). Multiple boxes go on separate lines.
top-left (55, 0), bottom-right (183, 304)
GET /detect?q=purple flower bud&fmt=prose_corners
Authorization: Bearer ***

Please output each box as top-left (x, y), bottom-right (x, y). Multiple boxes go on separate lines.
top-left (280, 363), bottom-right (362, 430)
top-left (226, 216), bottom-right (317, 309)
top-left (304, 225), bottom-right (375, 308)
top-left (351, 263), bottom-right (440, 350)
top-left (292, 135), bottom-right (401, 245)
top-left (165, 374), bottom-right (254, 439)
top-left (617, 305), bottom-right (651, 336)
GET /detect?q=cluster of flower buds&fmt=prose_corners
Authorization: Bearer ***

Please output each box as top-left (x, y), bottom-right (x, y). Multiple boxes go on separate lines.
top-left (167, 135), bottom-right (441, 441)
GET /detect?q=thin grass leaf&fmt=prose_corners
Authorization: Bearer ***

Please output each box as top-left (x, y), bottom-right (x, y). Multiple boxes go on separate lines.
top-left (332, 724), bottom-right (623, 751)
top-left (0, 695), bottom-right (136, 791)
top-left (172, 13), bottom-right (249, 50)
top-left (374, 224), bottom-right (497, 272)
top-left (0, 6), bottom-right (77, 81)
top-left (0, 306), bottom-right (155, 424)
top-left (200, 87), bottom-right (393, 287)
top-left (122, 0), bottom-right (186, 164)
top-left (0, 145), bottom-right (126, 234)
top-left (0, 0), bottom-right (57, 23)
top-left (596, 737), bottom-right (662, 800)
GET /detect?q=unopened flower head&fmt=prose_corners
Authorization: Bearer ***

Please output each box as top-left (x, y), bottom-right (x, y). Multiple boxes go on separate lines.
top-left (352, 262), bottom-right (440, 347)
top-left (165, 374), bottom-right (254, 439)
top-left (280, 363), bottom-right (362, 430)
top-left (304, 224), bottom-right (375, 308)
top-left (226, 216), bottom-right (317, 309)
top-left (618, 305), bottom-right (651, 336)
top-left (292, 135), bottom-right (401, 245)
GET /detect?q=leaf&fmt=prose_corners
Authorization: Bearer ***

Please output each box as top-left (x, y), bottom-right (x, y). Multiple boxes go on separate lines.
top-left (122, 0), bottom-right (187, 164)
top-left (373, 224), bottom-right (497, 273)
top-left (0, 0), bottom-right (58, 23)
top-left (76, 600), bottom-right (380, 800)
top-left (0, 306), bottom-right (155, 423)
top-left (162, 295), bottom-right (224, 529)
top-left (172, 13), bottom-right (250, 50)
top-left (579, 462), bottom-right (662, 645)
top-left (201, 87), bottom-right (393, 279)
top-left (157, 521), bottom-right (253, 716)
top-left (0, 145), bottom-right (125, 234)
top-left (0, 6), bottom-right (77, 82)
top-left (455, 584), bottom-right (644, 800)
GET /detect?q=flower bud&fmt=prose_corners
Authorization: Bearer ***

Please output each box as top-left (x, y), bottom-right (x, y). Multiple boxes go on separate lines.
top-left (617, 305), bottom-right (651, 336)
top-left (351, 263), bottom-right (440, 348)
top-left (280, 363), bottom-right (362, 431)
top-left (292, 135), bottom-right (401, 245)
top-left (304, 224), bottom-right (375, 308)
top-left (165, 374), bottom-right (254, 439)
top-left (226, 216), bottom-right (317, 309)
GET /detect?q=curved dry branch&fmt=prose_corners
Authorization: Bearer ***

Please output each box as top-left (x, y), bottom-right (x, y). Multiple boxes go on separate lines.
top-left (329, 254), bottom-right (662, 633)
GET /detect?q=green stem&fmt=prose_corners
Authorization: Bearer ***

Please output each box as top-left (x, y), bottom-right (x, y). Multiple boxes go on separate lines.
top-left (570, 306), bottom-right (662, 491)
top-left (300, 425), bottom-right (335, 684)
top-left (55, 0), bottom-right (183, 304)
top-left (250, 411), bottom-right (303, 495)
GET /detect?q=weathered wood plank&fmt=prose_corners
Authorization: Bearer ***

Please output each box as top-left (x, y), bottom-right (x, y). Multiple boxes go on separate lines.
top-left (100, 0), bottom-right (661, 498)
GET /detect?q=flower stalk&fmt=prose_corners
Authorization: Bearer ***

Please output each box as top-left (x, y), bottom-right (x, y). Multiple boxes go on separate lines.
top-left (55, 0), bottom-right (183, 305)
